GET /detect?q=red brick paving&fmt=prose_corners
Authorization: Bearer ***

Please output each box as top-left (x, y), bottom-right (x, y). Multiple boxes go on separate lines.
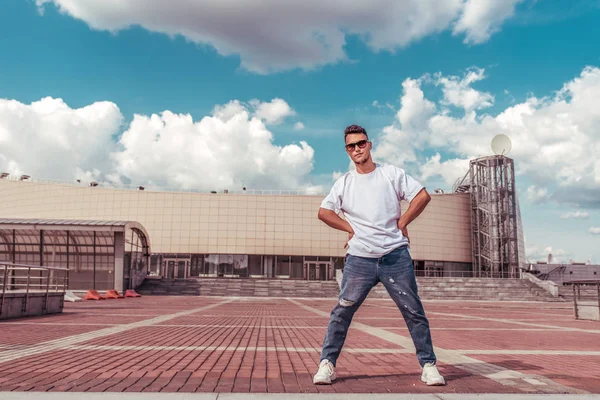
top-left (362, 319), bottom-right (524, 330)
top-left (0, 296), bottom-right (598, 394)
top-left (79, 325), bottom-right (404, 350)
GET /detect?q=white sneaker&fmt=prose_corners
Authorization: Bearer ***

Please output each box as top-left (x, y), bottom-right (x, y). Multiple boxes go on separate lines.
top-left (421, 362), bottom-right (445, 386)
top-left (313, 359), bottom-right (336, 384)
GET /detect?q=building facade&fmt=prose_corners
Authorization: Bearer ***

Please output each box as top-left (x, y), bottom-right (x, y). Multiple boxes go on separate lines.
top-left (0, 178), bottom-right (473, 282)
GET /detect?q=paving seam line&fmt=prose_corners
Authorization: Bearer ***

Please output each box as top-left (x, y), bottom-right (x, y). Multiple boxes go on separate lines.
top-left (426, 311), bottom-right (600, 334)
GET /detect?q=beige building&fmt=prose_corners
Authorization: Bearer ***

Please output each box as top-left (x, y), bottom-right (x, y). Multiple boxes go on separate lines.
top-left (0, 178), bottom-right (472, 286)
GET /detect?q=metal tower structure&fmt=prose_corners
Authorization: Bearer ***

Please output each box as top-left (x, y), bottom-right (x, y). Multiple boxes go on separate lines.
top-left (454, 155), bottom-right (520, 278)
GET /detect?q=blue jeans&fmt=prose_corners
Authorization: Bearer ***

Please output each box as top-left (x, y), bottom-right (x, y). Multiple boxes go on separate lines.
top-left (319, 245), bottom-right (436, 367)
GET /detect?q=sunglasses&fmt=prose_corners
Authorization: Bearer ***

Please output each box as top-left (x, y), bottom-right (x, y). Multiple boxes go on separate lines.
top-left (345, 139), bottom-right (369, 152)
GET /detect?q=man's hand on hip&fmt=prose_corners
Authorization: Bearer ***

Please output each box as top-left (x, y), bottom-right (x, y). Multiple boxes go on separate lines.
top-left (344, 232), bottom-right (354, 248)
top-left (397, 221), bottom-right (410, 243)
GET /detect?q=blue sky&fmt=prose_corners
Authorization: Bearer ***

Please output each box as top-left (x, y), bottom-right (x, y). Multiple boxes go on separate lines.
top-left (1, 0), bottom-right (599, 263)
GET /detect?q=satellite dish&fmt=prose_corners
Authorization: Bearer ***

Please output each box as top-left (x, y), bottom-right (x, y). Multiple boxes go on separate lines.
top-left (491, 134), bottom-right (512, 155)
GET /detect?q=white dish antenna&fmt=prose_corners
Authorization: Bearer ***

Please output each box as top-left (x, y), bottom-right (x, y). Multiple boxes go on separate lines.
top-left (491, 134), bottom-right (512, 155)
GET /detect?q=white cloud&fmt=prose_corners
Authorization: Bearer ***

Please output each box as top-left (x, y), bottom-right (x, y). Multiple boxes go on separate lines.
top-left (453, 0), bottom-right (524, 44)
top-left (369, 78), bottom-right (435, 165)
top-left (373, 66), bottom-right (600, 208)
top-left (372, 100), bottom-right (394, 111)
top-left (294, 122), bottom-right (305, 131)
top-left (589, 227), bottom-right (600, 235)
top-left (526, 185), bottom-right (549, 204)
top-left (0, 96), bottom-right (121, 180)
top-left (111, 101), bottom-right (315, 191)
top-left (396, 78), bottom-right (437, 137)
top-left (526, 244), bottom-right (570, 263)
top-left (370, 125), bottom-right (418, 167)
top-left (36, 0), bottom-right (520, 74)
top-left (249, 98), bottom-right (296, 125)
top-left (560, 211), bottom-right (589, 220)
top-left (420, 153), bottom-right (470, 187)
top-left (0, 96), bottom-right (321, 193)
top-left (434, 67), bottom-right (494, 111)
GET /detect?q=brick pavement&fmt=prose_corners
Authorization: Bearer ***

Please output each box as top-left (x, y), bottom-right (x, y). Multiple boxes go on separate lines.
top-left (0, 296), bottom-right (598, 394)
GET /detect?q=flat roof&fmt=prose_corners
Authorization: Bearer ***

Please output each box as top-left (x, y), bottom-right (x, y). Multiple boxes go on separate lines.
top-left (0, 218), bottom-right (150, 241)
top-left (0, 218), bottom-right (131, 227)
top-left (0, 176), bottom-right (464, 197)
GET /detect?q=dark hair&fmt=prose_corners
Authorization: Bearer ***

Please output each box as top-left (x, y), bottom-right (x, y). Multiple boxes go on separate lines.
top-left (344, 124), bottom-right (368, 139)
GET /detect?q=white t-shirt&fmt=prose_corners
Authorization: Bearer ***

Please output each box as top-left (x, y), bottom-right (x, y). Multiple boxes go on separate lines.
top-left (320, 163), bottom-right (424, 257)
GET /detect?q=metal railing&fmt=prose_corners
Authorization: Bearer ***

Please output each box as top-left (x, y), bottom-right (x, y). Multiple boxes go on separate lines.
top-left (151, 270), bottom-right (523, 280)
top-left (452, 172), bottom-right (471, 193)
top-left (415, 270), bottom-right (520, 278)
top-left (1, 176), bottom-right (329, 196)
top-left (3, 174), bottom-right (458, 197)
top-left (570, 280), bottom-right (600, 320)
top-left (0, 262), bottom-right (69, 316)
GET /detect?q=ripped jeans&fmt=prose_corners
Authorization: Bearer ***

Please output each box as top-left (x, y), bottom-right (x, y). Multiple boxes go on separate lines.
top-left (319, 245), bottom-right (436, 367)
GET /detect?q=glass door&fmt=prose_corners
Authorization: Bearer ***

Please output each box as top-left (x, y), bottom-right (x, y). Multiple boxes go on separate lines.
top-left (166, 260), bottom-right (175, 279)
top-left (309, 262), bottom-right (317, 280)
top-left (303, 261), bottom-right (333, 280)
top-left (163, 258), bottom-right (190, 279)
top-left (177, 261), bottom-right (187, 279)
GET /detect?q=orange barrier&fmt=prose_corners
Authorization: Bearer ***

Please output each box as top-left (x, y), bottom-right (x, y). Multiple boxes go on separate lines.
top-left (84, 290), bottom-right (105, 300)
top-left (105, 289), bottom-right (124, 299)
top-left (125, 289), bottom-right (142, 298)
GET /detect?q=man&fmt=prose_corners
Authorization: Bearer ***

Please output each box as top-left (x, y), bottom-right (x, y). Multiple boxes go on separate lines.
top-left (312, 124), bottom-right (445, 386)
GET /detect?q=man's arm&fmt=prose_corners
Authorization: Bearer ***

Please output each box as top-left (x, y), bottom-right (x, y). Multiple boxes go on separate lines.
top-left (397, 188), bottom-right (431, 240)
top-left (318, 178), bottom-right (354, 247)
top-left (318, 208), bottom-right (354, 234)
